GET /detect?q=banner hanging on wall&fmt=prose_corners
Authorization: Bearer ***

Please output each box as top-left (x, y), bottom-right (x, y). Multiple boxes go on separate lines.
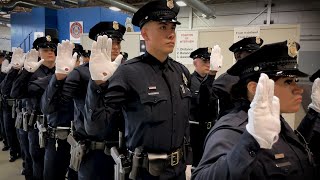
top-left (234, 26), bottom-right (260, 42)
top-left (176, 31), bottom-right (198, 64)
top-left (70, 21), bottom-right (83, 43)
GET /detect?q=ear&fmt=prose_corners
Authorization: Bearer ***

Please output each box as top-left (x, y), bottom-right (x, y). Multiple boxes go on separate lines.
top-left (141, 27), bottom-right (149, 41)
top-left (247, 81), bottom-right (257, 101)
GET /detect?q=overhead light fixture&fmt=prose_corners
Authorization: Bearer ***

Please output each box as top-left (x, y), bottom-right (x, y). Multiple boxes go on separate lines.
top-left (109, 6), bottom-right (121, 11)
top-left (176, 1), bottom-right (187, 7)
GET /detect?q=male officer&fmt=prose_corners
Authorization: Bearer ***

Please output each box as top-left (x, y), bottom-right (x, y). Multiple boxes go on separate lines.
top-left (0, 50), bottom-right (10, 151)
top-left (0, 51), bottom-right (21, 163)
top-left (204, 37), bottom-right (264, 118)
top-left (189, 47), bottom-right (222, 167)
top-left (11, 36), bottom-right (58, 180)
top-left (85, 0), bottom-right (192, 179)
top-left (41, 21), bottom-right (126, 180)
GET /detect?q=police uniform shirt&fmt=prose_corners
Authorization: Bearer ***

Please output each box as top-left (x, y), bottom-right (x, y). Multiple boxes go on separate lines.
top-left (41, 63), bottom-right (91, 136)
top-left (11, 65), bottom-right (55, 114)
top-left (85, 51), bottom-right (192, 155)
top-left (192, 100), bottom-right (320, 180)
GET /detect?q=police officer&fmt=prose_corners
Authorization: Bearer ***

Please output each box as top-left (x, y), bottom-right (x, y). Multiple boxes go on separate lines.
top-left (192, 40), bottom-right (320, 179)
top-left (189, 47), bottom-right (221, 167)
top-left (208, 37), bottom-right (264, 118)
top-left (0, 50), bottom-right (10, 150)
top-left (41, 21), bottom-right (126, 180)
top-left (11, 36), bottom-right (58, 180)
top-left (85, 0), bottom-right (192, 179)
top-left (0, 50), bottom-right (21, 163)
top-left (1, 47), bottom-right (34, 177)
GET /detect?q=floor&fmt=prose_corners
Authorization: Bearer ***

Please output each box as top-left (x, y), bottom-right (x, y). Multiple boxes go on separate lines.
top-left (0, 143), bottom-right (24, 180)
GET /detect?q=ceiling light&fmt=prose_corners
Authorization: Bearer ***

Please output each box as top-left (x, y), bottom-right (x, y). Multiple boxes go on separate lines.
top-left (176, 1), bottom-right (187, 7)
top-left (109, 6), bottom-right (121, 11)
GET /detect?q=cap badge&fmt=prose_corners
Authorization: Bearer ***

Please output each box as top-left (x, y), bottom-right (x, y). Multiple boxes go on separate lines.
top-left (256, 36), bottom-right (261, 44)
top-left (113, 21), bottom-right (119, 30)
top-left (208, 47), bottom-right (212, 53)
top-left (287, 39), bottom-right (298, 58)
top-left (46, 35), bottom-right (51, 42)
top-left (167, 0), bottom-right (174, 9)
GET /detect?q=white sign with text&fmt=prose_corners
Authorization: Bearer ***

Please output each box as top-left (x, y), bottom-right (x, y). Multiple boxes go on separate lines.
top-left (176, 31), bottom-right (198, 64)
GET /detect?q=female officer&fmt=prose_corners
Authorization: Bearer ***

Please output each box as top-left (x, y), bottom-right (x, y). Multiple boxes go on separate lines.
top-left (192, 40), bottom-right (320, 180)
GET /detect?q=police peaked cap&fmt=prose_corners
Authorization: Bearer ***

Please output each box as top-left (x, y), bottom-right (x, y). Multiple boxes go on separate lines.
top-left (229, 37), bottom-right (264, 53)
top-left (33, 36), bottom-right (59, 50)
top-left (190, 47), bottom-right (211, 60)
top-left (132, 0), bottom-right (181, 28)
top-left (81, 50), bottom-right (91, 57)
top-left (89, 21), bottom-right (126, 41)
top-left (73, 44), bottom-right (84, 56)
top-left (227, 40), bottom-right (308, 79)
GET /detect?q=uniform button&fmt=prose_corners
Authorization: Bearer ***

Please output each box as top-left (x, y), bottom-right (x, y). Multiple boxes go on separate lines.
top-left (89, 109), bottom-right (92, 113)
top-left (55, 84), bottom-right (59, 87)
top-left (249, 150), bottom-right (256, 157)
top-left (47, 98), bottom-right (50, 101)
top-left (154, 99), bottom-right (157, 102)
top-left (97, 90), bottom-right (101, 93)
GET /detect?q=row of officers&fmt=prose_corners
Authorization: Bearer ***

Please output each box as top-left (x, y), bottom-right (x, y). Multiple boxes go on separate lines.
top-left (0, 0), bottom-right (320, 180)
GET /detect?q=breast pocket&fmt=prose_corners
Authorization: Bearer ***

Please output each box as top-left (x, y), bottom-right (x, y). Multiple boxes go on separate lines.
top-left (139, 93), bottom-right (168, 123)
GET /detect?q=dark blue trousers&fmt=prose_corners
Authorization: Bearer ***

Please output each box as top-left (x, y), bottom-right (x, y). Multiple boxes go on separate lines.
top-left (44, 138), bottom-right (71, 180)
top-left (78, 150), bottom-right (115, 180)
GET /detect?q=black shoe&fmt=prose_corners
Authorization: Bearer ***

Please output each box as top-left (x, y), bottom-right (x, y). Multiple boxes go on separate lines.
top-left (9, 155), bottom-right (18, 162)
top-left (2, 146), bottom-right (9, 151)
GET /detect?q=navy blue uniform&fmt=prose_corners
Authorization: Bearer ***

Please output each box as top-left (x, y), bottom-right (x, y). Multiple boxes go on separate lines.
top-left (85, 52), bottom-right (192, 179)
top-left (192, 100), bottom-right (320, 180)
top-left (41, 63), bottom-right (106, 180)
top-left (189, 71), bottom-right (218, 167)
top-left (11, 65), bottom-right (55, 180)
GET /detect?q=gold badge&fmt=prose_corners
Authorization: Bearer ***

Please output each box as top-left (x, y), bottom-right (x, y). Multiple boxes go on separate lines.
top-left (256, 36), bottom-right (261, 44)
top-left (113, 21), bottom-right (119, 30)
top-left (182, 73), bottom-right (188, 86)
top-left (46, 35), bottom-right (51, 42)
top-left (207, 47), bottom-right (212, 53)
top-left (287, 39), bottom-right (298, 58)
top-left (167, 0), bottom-right (174, 9)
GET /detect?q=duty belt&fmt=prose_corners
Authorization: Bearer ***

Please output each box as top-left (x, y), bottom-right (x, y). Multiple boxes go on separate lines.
top-left (47, 126), bottom-right (71, 140)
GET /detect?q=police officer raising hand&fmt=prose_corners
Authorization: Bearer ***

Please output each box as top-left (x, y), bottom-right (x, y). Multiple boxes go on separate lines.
top-left (1, 59), bottom-right (11, 73)
top-left (23, 49), bottom-right (43, 73)
top-left (55, 40), bottom-right (77, 80)
top-left (246, 73), bottom-right (281, 149)
top-left (89, 35), bottom-right (123, 84)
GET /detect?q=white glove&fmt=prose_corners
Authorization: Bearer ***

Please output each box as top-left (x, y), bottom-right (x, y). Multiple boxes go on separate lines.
top-left (1, 59), bottom-right (12, 73)
top-left (89, 35), bottom-right (123, 81)
top-left (24, 49), bottom-right (43, 73)
top-left (185, 165), bottom-right (192, 180)
top-left (246, 73), bottom-right (281, 149)
top-left (308, 78), bottom-right (320, 113)
top-left (55, 40), bottom-right (77, 74)
top-left (10, 48), bottom-right (25, 69)
top-left (210, 45), bottom-right (223, 71)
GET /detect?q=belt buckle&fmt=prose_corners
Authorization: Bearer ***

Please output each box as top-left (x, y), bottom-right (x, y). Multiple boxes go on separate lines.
top-left (170, 151), bottom-right (179, 166)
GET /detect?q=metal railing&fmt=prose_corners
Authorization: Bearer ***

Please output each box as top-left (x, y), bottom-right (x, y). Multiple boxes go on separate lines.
top-left (18, 31), bottom-right (32, 52)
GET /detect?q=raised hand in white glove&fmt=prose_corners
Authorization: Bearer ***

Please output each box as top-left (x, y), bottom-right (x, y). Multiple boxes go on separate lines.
top-left (55, 40), bottom-right (77, 75)
top-left (308, 78), bottom-right (320, 113)
top-left (210, 45), bottom-right (223, 71)
top-left (1, 59), bottom-right (12, 73)
top-left (89, 35), bottom-right (123, 82)
top-left (185, 165), bottom-right (192, 180)
top-left (24, 49), bottom-right (43, 73)
top-left (246, 73), bottom-right (281, 149)
top-left (10, 47), bottom-right (25, 69)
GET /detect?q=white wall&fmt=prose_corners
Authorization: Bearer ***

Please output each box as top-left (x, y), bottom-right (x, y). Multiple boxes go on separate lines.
top-left (0, 25), bottom-right (11, 51)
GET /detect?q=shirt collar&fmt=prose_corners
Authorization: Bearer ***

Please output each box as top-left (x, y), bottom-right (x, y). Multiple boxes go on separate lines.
top-left (142, 51), bottom-right (174, 72)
